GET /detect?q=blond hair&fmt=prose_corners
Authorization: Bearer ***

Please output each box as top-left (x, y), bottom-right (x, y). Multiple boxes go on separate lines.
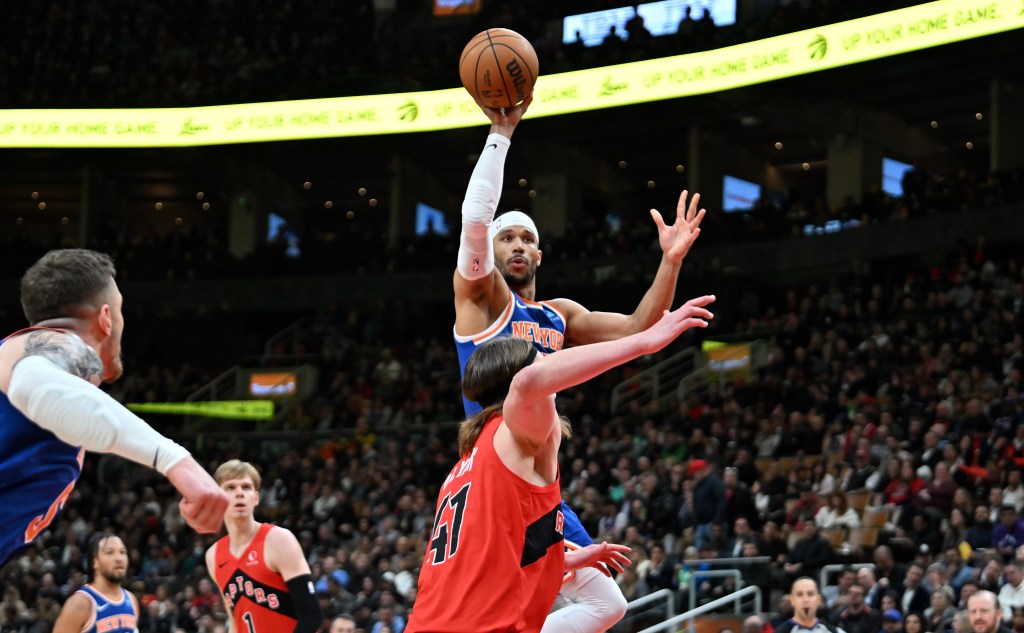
top-left (214, 459), bottom-right (262, 489)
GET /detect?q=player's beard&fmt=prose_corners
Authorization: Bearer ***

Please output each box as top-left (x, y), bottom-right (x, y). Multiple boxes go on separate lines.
top-left (99, 567), bottom-right (126, 584)
top-left (102, 330), bottom-right (125, 382)
top-left (500, 260), bottom-right (537, 292)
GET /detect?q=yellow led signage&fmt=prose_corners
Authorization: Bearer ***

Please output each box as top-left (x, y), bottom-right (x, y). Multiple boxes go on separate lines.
top-left (0, 0), bottom-right (1019, 148)
top-left (127, 400), bottom-right (274, 420)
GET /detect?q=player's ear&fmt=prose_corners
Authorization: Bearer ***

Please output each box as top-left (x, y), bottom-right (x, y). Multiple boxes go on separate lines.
top-left (536, 249), bottom-right (542, 267)
top-left (254, 490), bottom-right (260, 507)
top-left (97, 303), bottom-right (113, 338)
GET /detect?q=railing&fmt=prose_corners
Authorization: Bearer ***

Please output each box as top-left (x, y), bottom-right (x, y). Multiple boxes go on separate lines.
top-left (687, 557), bottom-right (770, 566)
top-left (184, 365), bottom-right (240, 432)
top-left (262, 316), bottom-right (312, 360)
top-left (609, 339), bottom-right (768, 415)
top-left (637, 585), bottom-right (763, 633)
top-left (819, 562), bottom-right (876, 591)
top-left (625, 588), bottom-right (676, 624)
top-left (610, 348), bottom-right (699, 414)
top-left (186, 364), bottom-right (239, 403)
top-left (683, 340), bottom-right (768, 396)
top-left (686, 569), bottom-right (744, 614)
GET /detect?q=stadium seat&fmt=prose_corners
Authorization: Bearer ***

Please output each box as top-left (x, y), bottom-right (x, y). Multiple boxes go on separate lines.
top-left (846, 491), bottom-right (869, 512)
top-left (848, 527), bottom-right (880, 551)
top-left (861, 507), bottom-right (889, 529)
top-left (822, 527), bottom-right (847, 549)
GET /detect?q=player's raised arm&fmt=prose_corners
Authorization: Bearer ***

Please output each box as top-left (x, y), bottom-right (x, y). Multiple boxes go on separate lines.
top-left (554, 190), bottom-right (706, 345)
top-left (454, 97), bottom-right (533, 332)
top-left (504, 294), bottom-right (715, 449)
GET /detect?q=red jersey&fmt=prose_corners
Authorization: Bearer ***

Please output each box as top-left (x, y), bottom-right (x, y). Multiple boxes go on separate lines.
top-left (406, 415), bottom-right (564, 633)
top-left (213, 523), bottom-right (297, 633)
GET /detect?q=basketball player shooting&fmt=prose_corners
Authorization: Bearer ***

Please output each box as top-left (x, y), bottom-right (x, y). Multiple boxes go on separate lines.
top-left (452, 99), bottom-right (708, 633)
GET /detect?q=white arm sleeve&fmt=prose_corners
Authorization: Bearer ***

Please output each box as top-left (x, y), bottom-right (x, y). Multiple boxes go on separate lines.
top-left (7, 356), bottom-right (190, 474)
top-left (457, 133), bottom-right (511, 280)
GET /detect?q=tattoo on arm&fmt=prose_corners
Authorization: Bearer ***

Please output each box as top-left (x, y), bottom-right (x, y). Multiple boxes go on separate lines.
top-left (22, 330), bottom-right (104, 382)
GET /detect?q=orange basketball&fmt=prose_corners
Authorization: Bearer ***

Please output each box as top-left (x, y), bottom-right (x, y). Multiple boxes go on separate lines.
top-left (459, 28), bottom-right (539, 109)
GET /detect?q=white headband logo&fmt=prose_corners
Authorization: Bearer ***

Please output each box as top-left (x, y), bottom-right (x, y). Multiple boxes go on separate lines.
top-left (489, 211), bottom-right (540, 244)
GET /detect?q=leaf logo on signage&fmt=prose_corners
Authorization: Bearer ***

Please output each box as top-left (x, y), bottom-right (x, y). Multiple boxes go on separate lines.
top-left (398, 101), bottom-right (419, 122)
top-left (598, 76), bottom-right (629, 97)
top-left (179, 118), bottom-right (209, 135)
top-left (808, 34), bottom-right (828, 60)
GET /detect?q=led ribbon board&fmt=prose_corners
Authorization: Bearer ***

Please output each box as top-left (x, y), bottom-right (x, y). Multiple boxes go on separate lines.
top-left (1, 0), bottom-right (1020, 148)
top-left (127, 400), bottom-right (274, 420)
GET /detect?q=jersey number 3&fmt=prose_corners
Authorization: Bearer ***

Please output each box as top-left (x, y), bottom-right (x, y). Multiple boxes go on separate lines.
top-left (429, 483), bottom-right (470, 564)
top-left (25, 480), bottom-right (76, 543)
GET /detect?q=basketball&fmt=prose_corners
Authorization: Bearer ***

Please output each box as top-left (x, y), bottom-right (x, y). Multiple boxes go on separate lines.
top-left (459, 28), bottom-right (539, 109)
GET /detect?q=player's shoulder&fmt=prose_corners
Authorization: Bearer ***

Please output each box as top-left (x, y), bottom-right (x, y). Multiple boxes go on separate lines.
top-left (4, 327), bottom-right (82, 348)
top-left (261, 524), bottom-right (306, 574)
top-left (1, 327), bottom-right (100, 382)
top-left (69, 586), bottom-right (95, 601)
top-left (264, 523), bottom-right (301, 547)
top-left (544, 296), bottom-right (584, 314)
top-left (64, 588), bottom-right (96, 613)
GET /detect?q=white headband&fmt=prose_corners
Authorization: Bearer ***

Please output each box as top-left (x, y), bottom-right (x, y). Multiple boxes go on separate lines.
top-left (488, 211), bottom-right (540, 244)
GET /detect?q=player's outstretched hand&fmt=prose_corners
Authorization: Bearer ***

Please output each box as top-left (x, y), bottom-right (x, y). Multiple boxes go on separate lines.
top-left (565, 541), bottom-right (632, 577)
top-left (637, 295), bottom-right (716, 355)
top-left (479, 93), bottom-right (533, 137)
top-left (167, 456), bottom-right (229, 533)
top-left (651, 189), bottom-right (706, 265)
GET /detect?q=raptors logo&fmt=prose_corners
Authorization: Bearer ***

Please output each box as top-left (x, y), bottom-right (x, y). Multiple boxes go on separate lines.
top-left (555, 511), bottom-right (564, 536)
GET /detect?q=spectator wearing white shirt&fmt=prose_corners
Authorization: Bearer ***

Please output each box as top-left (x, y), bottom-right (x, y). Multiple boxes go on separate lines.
top-left (811, 460), bottom-right (836, 498)
top-left (1002, 471), bottom-right (1024, 513)
top-left (998, 562), bottom-right (1024, 622)
top-left (815, 491), bottom-right (861, 529)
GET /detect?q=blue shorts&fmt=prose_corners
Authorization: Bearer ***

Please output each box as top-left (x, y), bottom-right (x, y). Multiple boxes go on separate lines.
top-left (561, 499), bottom-right (593, 547)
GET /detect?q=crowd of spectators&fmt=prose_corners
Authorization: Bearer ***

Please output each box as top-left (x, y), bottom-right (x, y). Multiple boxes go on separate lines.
top-left (2, 213), bottom-right (1023, 632)
top-left (1, 0), bottom-right (939, 109)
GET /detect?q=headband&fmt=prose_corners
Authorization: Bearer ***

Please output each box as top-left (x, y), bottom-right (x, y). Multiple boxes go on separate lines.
top-left (488, 211), bottom-right (540, 244)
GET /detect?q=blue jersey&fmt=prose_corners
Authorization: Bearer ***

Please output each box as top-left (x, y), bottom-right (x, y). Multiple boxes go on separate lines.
top-left (77, 585), bottom-right (139, 633)
top-left (453, 292), bottom-right (595, 548)
top-left (0, 329), bottom-right (84, 567)
top-left (454, 290), bottom-right (567, 416)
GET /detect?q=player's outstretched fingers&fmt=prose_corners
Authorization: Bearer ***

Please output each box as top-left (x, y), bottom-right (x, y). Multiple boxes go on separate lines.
top-left (598, 542), bottom-right (632, 574)
top-left (685, 294), bottom-right (716, 308)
